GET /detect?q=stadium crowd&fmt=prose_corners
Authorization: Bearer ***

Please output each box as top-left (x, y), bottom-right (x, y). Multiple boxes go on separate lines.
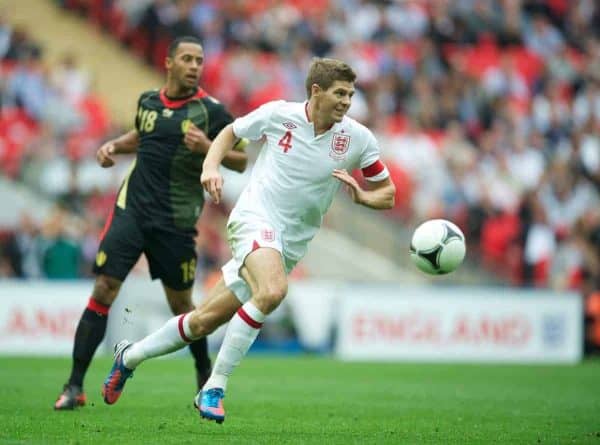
top-left (1, 0), bottom-right (599, 337)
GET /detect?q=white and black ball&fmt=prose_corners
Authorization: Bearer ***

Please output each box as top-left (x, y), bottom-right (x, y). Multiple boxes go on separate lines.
top-left (410, 219), bottom-right (466, 275)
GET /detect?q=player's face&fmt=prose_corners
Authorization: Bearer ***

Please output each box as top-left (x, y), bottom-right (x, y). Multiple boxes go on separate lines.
top-left (319, 80), bottom-right (354, 123)
top-left (167, 42), bottom-right (204, 90)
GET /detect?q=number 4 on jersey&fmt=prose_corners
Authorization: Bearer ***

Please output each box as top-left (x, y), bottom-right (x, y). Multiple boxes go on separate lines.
top-left (278, 130), bottom-right (293, 153)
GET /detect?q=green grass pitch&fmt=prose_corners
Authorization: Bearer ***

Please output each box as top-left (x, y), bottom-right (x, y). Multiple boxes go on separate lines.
top-left (0, 356), bottom-right (599, 444)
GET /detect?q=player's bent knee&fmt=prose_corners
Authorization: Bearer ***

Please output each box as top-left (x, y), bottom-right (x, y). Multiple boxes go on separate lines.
top-left (92, 275), bottom-right (121, 306)
top-left (255, 282), bottom-right (287, 314)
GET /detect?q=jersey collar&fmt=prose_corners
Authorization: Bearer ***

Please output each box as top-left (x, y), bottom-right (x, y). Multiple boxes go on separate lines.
top-left (159, 87), bottom-right (208, 108)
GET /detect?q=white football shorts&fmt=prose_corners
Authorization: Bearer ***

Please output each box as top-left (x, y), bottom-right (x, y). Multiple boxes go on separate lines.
top-left (221, 211), bottom-right (299, 303)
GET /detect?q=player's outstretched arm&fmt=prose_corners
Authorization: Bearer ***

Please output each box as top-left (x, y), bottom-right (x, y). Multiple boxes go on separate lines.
top-left (203, 124), bottom-right (238, 169)
top-left (220, 138), bottom-right (249, 173)
top-left (201, 124), bottom-right (238, 204)
top-left (332, 169), bottom-right (396, 210)
top-left (96, 130), bottom-right (140, 168)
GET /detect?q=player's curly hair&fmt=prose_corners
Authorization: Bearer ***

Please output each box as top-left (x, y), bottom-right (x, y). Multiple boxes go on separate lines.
top-left (305, 58), bottom-right (356, 98)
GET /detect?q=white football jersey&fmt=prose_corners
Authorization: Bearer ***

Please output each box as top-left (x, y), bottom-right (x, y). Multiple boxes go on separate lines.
top-left (230, 100), bottom-right (389, 260)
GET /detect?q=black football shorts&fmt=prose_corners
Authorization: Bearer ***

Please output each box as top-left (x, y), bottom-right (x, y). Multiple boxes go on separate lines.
top-left (93, 206), bottom-right (197, 290)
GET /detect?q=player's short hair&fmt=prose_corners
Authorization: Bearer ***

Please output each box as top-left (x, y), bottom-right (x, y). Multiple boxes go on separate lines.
top-left (168, 36), bottom-right (203, 58)
top-left (305, 58), bottom-right (356, 98)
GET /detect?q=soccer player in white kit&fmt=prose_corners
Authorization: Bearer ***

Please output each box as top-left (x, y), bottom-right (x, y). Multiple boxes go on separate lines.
top-left (102, 58), bottom-right (396, 423)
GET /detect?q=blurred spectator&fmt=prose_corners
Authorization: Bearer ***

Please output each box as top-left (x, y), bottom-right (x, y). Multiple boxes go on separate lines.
top-left (506, 133), bottom-right (545, 192)
top-left (524, 13), bottom-right (564, 58)
top-left (522, 193), bottom-right (556, 286)
top-left (3, 25), bottom-right (40, 61)
top-left (572, 79), bottom-right (600, 129)
top-left (49, 52), bottom-right (90, 105)
top-left (9, 212), bottom-right (44, 278)
top-left (117, 0), bottom-right (155, 29)
top-left (538, 159), bottom-right (598, 235)
top-left (169, 0), bottom-right (199, 38)
top-left (531, 80), bottom-right (570, 136)
top-left (386, 117), bottom-right (447, 218)
top-left (5, 46), bottom-right (47, 120)
top-left (483, 54), bottom-right (529, 100)
top-left (38, 206), bottom-right (81, 279)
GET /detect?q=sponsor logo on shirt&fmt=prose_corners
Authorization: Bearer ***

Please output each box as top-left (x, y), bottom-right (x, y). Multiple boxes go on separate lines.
top-left (330, 132), bottom-right (351, 160)
top-left (283, 121), bottom-right (297, 129)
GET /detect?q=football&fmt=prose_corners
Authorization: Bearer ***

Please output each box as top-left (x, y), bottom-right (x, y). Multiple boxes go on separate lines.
top-left (410, 219), bottom-right (466, 275)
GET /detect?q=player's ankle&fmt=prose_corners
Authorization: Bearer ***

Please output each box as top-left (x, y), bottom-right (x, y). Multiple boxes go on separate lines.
top-left (203, 374), bottom-right (228, 392)
top-left (122, 347), bottom-right (136, 369)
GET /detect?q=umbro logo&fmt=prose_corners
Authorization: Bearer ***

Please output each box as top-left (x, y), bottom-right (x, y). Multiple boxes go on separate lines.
top-left (282, 121), bottom-right (297, 129)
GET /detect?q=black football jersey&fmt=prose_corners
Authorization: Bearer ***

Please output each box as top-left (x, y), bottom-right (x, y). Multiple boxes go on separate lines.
top-left (116, 88), bottom-right (233, 233)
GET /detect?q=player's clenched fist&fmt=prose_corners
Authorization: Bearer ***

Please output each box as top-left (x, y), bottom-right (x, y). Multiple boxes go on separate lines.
top-left (96, 142), bottom-right (116, 168)
top-left (200, 168), bottom-right (224, 204)
top-left (184, 122), bottom-right (211, 153)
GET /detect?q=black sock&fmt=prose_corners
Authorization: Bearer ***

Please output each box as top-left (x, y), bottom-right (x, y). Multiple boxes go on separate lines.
top-left (67, 301), bottom-right (109, 389)
top-left (189, 337), bottom-right (211, 386)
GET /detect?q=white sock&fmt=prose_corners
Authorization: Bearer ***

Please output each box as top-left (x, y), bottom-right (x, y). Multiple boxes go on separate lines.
top-left (124, 313), bottom-right (195, 369)
top-left (203, 302), bottom-right (265, 391)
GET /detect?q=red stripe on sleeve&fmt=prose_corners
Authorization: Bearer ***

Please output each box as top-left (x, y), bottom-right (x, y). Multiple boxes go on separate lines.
top-left (178, 314), bottom-right (192, 343)
top-left (361, 160), bottom-right (385, 178)
top-left (87, 297), bottom-right (110, 316)
top-left (237, 307), bottom-right (263, 329)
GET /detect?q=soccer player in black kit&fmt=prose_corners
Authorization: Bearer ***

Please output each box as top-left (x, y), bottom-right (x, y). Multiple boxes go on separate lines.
top-left (54, 36), bottom-right (248, 410)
